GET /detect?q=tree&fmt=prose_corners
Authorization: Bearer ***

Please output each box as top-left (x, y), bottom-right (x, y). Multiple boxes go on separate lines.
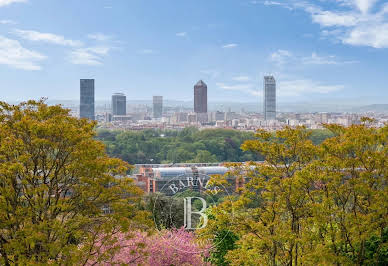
top-left (309, 128), bottom-right (334, 145)
top-left (190, 150), bottom-right (218, 163)
top-left (90, 228), bottom-right (209, 265)
top-left (0, 100), bottom-right (148, 265)
top-left (303, 122), bottom-right (388, 265)
top-left (202, 123), bottom-right (388, 265)
top-left (199, 206), bottom-right (239, 266)
top-left (363, 227), bottom-right (388, 265)
top-left (96, 127), bottom-right (268, 164)
top-left (145, 193), bottom-right (185, 229)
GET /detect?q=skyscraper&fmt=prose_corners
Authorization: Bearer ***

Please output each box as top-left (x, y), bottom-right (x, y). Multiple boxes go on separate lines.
top-left (112, 93), bottom-right (126, 116)
top-left (194, 80), bottom-right (207, 113)
top-left (263, 76), bottom-right (276, 120)
top-left (80, 79), bottom-right (95, 120)
top-left (153, 96), bottom-right (163, 118)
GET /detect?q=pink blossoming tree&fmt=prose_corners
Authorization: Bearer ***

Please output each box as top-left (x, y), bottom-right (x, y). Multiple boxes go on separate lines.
top-left (88, 228), bottom-right (209, 265)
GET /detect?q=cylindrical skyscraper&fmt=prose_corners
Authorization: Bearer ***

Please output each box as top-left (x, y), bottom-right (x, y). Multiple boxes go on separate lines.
top-left (194, 80), bottom-right (207, 113)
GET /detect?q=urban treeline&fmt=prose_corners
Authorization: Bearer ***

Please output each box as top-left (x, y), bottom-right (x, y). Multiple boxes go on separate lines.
top-left (96, 127), bottom-right (334, 165)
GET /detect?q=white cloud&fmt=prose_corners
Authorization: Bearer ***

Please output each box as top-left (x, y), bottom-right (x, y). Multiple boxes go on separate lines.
top-left (302, 52), bottom-right (358, 65)
top-left (86, 46), bottom-right (111, 55)
top-left (342, 23), bottom-right (388, 48)
top-left (176, 32), bottom-right (187, 37)
top-left (278, 79), bottom-right (344, 96)
top-left (68, 49), bottom-right (101, 66)
top-left (7, 28), bottom-right (117, 67)
top-left (270, 49), bottom-right (357, 66)
top-left (261, 0), bottom-right (293, 10)
top-left (12, 29), bottom-right (83, 47)
top-left (222, 43), bottom-right (238, 48)
top-left (87, 33), bottom-right (112, 41)
top-left (354, 0), bottom-right (378, 14)
top-left (270, 49), bottom-right (293, 65)
top-left (0, 19), bottom-right (16, 24)
top-left (68, 46), bottom-right (111, 66)
top-left (232, 75), bottom-right (251, 82)
top-left (263, 1), bottom-right (282, 6)
top-left (0, 0), bottom-right (26, 7)
top-left (263, 0), bottom-right (388, 48)
top-left (312, 11), bottom-right (358, 27)
top-left (0, 35), bottom-right (46, 70)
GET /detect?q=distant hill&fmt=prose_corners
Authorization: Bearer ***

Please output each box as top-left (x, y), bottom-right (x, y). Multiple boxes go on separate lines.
top-left (354, 104), bottom-right (388, 113)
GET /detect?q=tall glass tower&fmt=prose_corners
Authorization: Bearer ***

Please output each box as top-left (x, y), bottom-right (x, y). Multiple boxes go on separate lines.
top-left (264, 76), bottom-right (276, 120)
top-left (112, 93), bottom-right (126, 116)
top-left (153, 96), bottom-right (163, 118)
top-left (80, 79), bottom-right (95, 120)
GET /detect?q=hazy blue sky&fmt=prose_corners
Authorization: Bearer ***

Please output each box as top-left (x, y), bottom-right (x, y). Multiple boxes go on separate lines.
top-left (0, 0), bottom-right (387, 103)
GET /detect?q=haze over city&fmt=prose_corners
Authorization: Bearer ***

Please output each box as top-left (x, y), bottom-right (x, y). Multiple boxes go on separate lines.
top-left (1, 0), bottom-right (387, 105)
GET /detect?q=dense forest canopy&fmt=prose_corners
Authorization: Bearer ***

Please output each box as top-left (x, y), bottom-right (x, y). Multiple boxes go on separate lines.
top-left (96, 127), bottom-right (334, 164)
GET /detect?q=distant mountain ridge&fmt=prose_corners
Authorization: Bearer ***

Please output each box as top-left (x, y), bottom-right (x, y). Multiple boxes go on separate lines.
top-left (354, 104), bottom-right (388, 113)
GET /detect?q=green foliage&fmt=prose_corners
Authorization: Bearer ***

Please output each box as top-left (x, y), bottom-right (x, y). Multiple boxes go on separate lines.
top-left (144, 193), bottom-right (185, 229)
top-left (361, 227), bottom-right (388, 266)
top-left (202, 124), bottom-right (388, 265)
top-left (96, 128), bottom-right (267, 164)
top-left (189, 150), bottom-right (218, 163)
top-left (308, 128), bottom-right (335, 145)
top-left (0, 100), bottom-right (149, 265)
top-left (207, 229), bottom-right (239, 266)
top-left (97, 128), bottom-right (334, 165)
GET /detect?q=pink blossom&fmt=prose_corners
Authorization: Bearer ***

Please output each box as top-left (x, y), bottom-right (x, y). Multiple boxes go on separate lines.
top-left (89, 228), bottom-right (209, 265)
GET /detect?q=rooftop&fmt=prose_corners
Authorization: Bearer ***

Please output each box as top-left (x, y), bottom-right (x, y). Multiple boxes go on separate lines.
top-left (195, 80), bottom-right (207, 87)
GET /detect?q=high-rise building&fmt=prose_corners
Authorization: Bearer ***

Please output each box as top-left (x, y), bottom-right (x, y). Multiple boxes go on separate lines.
top-left (194, 80), bottom-right (207, 114)
top-left (80, 79), bottom-right (95, 120)
top-left (208, 111), bottom-right (225, 122)
top-left (263, 76), bottom-right (276, 120)
top-left (153, 96), bottom-right (163, 118)
top-left (112, 93), bottom-right (126, 116)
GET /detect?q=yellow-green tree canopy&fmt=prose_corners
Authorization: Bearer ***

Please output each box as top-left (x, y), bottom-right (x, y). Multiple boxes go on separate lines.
top-left (201, 123), bottom-right (388, 265)
top-left (0, 100), bottom-right (148, 265)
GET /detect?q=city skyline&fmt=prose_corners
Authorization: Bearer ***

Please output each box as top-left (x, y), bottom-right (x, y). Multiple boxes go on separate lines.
top-left (0, 0), bottom-right (387, 104)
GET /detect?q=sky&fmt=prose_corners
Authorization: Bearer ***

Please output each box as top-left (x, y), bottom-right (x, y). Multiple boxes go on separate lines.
top-left (0, 0), bottom-right (387, 104)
